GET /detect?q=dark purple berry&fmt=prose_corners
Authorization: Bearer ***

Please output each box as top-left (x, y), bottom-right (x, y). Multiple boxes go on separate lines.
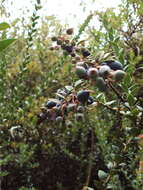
top-left (45, 101), bottom-right (57, 109)
top-left (77, 90), bottom-right (90, 104)
top-left (65, 45), bottom-right (73, 53)
top-left (66, 28), bottom-right (74, 35)
top-left (87, 96), bottom-right (94, 105)
top-left (101, 60), bottom-right (123, 71)
top-left (82, 49), bottom-right (90, 57)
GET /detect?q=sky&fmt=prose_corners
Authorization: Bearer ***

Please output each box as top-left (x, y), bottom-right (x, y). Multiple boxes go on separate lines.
top-left (3, 0), bottom-right (121, 28)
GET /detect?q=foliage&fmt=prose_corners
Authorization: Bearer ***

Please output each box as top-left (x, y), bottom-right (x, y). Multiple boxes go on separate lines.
top-left (1, 0), bottom-right (143, 190)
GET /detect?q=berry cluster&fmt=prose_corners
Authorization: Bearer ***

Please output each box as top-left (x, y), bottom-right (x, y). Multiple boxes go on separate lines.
top-left (37, 86), bottom-right (94, 125)
top-left (38, 29), bottom-right (127, 125)
top-left (50, 28), bottom-right (126, 92)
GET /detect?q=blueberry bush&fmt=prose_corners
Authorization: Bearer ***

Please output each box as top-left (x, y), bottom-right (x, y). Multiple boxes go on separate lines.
top-left (1, 0), bottom-right (143, 190)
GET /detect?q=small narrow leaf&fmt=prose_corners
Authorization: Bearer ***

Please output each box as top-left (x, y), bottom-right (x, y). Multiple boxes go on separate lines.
top-left (74, 79), bottom-right (84, 87)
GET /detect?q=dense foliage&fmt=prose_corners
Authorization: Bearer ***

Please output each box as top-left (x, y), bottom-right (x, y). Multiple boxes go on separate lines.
top-left (1, 0), bottom-right (143, 189)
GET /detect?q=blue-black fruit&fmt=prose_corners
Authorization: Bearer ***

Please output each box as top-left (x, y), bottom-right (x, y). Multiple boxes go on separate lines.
top-left (82, 49), bottom-right (90, 57)
top-left (101, 60), bottom-right (123, 71)
top-left (45, 101), bottom-right (57, 109)
top-left (87, 96), bottom-right (94, 105)
top-left (65, 45), bottom-right (73, 53)
top-left (77, 90), bottom-right (90, 104)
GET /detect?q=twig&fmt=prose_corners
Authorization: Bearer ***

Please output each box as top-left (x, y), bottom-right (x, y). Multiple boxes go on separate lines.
top-left (108, 81), bottom-right (131, 111)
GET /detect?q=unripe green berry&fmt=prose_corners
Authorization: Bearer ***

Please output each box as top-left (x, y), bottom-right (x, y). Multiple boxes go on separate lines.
top-left (113, 70), bottom-right (126, 82)
top-left (76, 66), bottom-right (88, 79)
top-left (96, 77), bottom-right (107, 92)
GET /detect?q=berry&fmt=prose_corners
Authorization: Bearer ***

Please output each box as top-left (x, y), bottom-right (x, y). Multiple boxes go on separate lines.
top-left (87, 67), bottom-right (99, 79)
top-left (77, 90), bottom-right (90, 104)
top-left (45, 100), bottom-right (57, 109)
top-left (66, 28), bottom-right (74, 35)
top-left (56, 116), bottom-right (63, 123)
top-left (49, 47), bottom-right (54, 51)
top-left (75, 56), bottom-right (81, 61)
top-left (61, 44), bottom-right (66, 50)
top-left (75, 113), bottom-right (84, 121)
top-left (51, 36), bottom-right (57, 41)
top-left (57, 39), bottom-right (63, 45)
top-left (113, 70), bottom-right (126, 81)
top-left (76, 66), bottom-right (88, 79)
top-left (65, 39), bottom-right (70, 44)
top-left (65, 45), bottom-right (73, 53)
top-left (70, 52), bottom-right (76, 57)
top-left (101, 60), bottom-right (123, 71)
top-left (96, 77), bottom-right (107, 92)
top-left (99, 65), bottom-right (111, 78)
top-left (82, 49), bottom-right (90, 57)
top-left (77, 106), bottom-right (84, 113)
top-left (87, 96), bottom-right (94, 105)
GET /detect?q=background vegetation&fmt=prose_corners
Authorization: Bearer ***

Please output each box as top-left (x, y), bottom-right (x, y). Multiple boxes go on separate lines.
top-left (1, 0), bottom-right (143, 189)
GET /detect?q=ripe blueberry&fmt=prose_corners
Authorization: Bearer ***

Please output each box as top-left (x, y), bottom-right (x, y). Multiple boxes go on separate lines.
top-left (82, 49), bottom-right (90, 57)
top-left (87, 96), bottom-right (94, 105)
top-left (101, 60), bottom-right (123, 71)
top-left (77, 90), bottom-right (90, 104)
top-left (65, 45), bottom-right (73, 53)
top-left (45, 100), bottom-right (57, 109)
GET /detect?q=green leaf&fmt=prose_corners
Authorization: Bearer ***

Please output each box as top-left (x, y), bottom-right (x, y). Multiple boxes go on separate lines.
top-left (0, 39), bottom-right (16, 52)
top-left (0, 22), bottom-right (10, 31)
top-left (74, 79), bottom-right (84, 88)
top-left (98, 170), bottom-right (108, 180)
top-left (0, 171), bottom-right (9, 177)
top-left (127, 93), bottom-right (136, 106)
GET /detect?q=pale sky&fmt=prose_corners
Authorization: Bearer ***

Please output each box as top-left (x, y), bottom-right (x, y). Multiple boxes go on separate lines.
top-left (3, 0), bottom-right (121, 28)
